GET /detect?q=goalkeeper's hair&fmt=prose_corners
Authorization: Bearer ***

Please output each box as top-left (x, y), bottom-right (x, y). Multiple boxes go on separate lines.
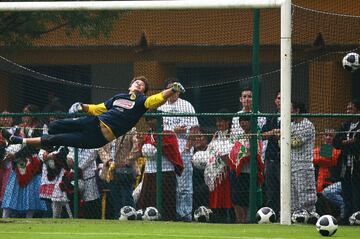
top-left (129, 76), bottom-right (149, 94)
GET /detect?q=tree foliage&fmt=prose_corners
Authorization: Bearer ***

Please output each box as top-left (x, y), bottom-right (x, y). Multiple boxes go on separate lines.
top-left (0, 1), bottom-right (120, 47)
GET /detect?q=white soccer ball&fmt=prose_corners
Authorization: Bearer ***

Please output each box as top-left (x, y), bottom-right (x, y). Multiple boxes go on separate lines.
top-left (194, 206), bottom-right (213, 222)
top-left (142, 207), bottom-right (160, 221)
top-left (291, 209), bottom-right (310, 224)
top-left (349, 211), bottom-right (360, 225)
top-left (255, 207), bottom-right (276, 224)
top-left (316, 215), bottom-right (338, 237)
top-left (342, 52), bottom-right (360, 72)
top-left (192, 151), bottom-right (210, 170)
top-left (119, 206), bottom-right (137, 221)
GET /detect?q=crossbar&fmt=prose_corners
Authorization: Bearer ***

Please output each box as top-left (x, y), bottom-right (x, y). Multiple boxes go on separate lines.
top-left (0, 1), bottom-right (284, 11)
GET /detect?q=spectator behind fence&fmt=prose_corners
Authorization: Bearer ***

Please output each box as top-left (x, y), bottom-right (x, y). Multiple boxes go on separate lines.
top-left (159, 77), bottom-right (199, 222)
top-left (67, 147), bottom-right (100, 219)
top-left (231, 87), bottom-right (266, 138)
top-left (313, 129), bottom-right (341, 193)
top-left (191, 128), bottom-right (210, 212)
top-left (98, 127), bottom-right (141, 219)
top-left (1, 104), bottom-right (47, 218)
top-left (42, 91), bottom-right (66, 120)
top-left (39, 104), bottom-right (68, 218)
top-left (313, 128), bottom-right (344, 221)
top-left (138, 110), bottom-right (183, 221)
top-left (261, 91), bottom-right (281, 218)
top-left (0, 111), bottom-right (15, 208)
top-left (228, 115), bottom-right (265, 223)
top-left (333, 99), bottom-right (360, 221)
top-left (39, 146), bottom-right (72, 218)
top-left (204, 110), bottom-right (232, 223)
top-left (290, 101), bottom-right (318, 223)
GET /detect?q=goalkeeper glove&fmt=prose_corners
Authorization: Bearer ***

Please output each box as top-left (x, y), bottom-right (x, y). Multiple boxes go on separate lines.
top-left (172, 82), bottom-right (185, 93)
top-left (69, 102), bottom-right (83, 113)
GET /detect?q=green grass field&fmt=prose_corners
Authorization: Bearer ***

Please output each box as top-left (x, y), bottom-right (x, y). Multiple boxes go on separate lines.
top-left (0, 219), bottom-right (359, 239)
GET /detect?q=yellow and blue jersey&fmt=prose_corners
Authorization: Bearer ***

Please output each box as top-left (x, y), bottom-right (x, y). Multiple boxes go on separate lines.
top-left (87, 92), bottom-right (165, 138)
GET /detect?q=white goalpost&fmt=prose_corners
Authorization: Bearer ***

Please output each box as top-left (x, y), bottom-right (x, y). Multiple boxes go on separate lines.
top-left (0, 0), bottom-right (292, 225)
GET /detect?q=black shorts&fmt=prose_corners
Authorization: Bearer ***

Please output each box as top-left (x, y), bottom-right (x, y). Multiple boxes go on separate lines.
top-left (41, 116), bottom-right (109, 149)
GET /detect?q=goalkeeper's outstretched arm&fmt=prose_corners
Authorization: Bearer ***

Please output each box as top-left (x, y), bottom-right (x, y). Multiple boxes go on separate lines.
top-left (1, 80), bottom-right (186, 149)
top-left (72, 81), bottom-right (185, 114)
top-left (145, 82), bottom-right (185, 109)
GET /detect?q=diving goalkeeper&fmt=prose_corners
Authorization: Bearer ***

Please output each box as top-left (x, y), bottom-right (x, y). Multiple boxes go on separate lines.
top-left (2, 76), bottom-right (185, 149)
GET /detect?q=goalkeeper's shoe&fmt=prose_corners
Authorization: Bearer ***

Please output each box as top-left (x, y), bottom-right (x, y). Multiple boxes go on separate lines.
top-left (1, 129), bottom-right (23, 146)
top-left (172, 82), bottom-right (186, 93)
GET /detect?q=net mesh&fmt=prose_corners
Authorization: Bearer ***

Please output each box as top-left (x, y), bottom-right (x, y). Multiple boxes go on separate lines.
top-left (0, 3), bottom-right (360, 223)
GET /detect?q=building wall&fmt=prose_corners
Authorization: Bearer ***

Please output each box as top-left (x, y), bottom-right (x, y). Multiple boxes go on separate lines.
top-left (0, 1), bottom-right (358, 114)
top-left (20, 1), bottom-right (360, 48)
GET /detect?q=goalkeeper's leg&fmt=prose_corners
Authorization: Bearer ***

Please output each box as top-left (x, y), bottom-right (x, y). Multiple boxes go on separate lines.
top-left (2, 116), bottom-right (109, 149)
top-left (41, 131), bottom-right (108, 149)
top-left (1, 128), bottom-right (23, 145)
top-left (1, 116), bottom-right (90, 146)
top-left (48, 116), bottom-right (95, 134)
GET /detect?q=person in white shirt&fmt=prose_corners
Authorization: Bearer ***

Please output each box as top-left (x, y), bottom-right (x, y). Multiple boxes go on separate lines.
top-left (231, 88), bottom-right (266, 137)
top-left (138, 111), bottom-right (183, 221)
top-left (158, 78), bottom-right (199, 222)
top-left (67, 147), bottom-right (101, 219)
top-left (290, 100), bottom-right (318, 223)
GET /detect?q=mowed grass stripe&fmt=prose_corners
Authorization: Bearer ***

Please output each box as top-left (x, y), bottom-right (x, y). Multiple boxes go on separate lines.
top-left (0, 231), bottom-right (289, 239)
top-left (0, 219), bottom-right (359, 239)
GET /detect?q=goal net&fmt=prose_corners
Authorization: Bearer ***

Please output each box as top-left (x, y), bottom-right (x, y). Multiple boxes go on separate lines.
top-left (0, 1), bottom-right (359, 225)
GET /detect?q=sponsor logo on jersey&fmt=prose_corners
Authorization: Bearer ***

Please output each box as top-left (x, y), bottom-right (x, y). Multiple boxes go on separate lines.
top-left (113, 99), bottom-right (135, 109)
top-left (130, 93), bottom-right (136, 100)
